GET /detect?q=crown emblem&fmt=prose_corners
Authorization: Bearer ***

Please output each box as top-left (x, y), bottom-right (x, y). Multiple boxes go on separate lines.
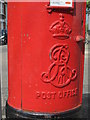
top-left (49, 14), bottom-right (72, 39)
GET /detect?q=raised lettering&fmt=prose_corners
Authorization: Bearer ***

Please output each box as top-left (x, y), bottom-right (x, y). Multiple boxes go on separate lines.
top-left (51, 92), bottom-right (56, 99)
top-left (42, 92), bottom-right (46, 99)
top-left (58, 92), bottom-right (63, 99)
top-left (36, 91), bottom-right (40, 99)
top-left (47, 92), bottom-right (51, 99)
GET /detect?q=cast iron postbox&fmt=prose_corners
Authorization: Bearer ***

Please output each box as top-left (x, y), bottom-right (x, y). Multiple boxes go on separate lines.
top-left (6, 0), bottom-right (86, 118)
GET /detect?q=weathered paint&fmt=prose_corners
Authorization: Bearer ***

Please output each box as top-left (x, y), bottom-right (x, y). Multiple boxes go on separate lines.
top-left (7, 1), bottom-right (86, 113)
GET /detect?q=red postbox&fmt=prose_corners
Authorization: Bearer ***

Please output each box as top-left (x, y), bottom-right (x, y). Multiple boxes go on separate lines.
top-left (6, 0), bottom-right (86, 118)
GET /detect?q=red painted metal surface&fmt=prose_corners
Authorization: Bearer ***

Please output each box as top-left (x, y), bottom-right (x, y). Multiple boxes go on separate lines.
top-left (8, 1), bottom-right (86, 113)
top-left (8, 3), bottom-right (22, 109)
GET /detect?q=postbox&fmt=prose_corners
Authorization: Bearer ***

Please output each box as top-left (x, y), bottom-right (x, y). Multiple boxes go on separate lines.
top-left (6, 0), bottom-right (86, 118)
